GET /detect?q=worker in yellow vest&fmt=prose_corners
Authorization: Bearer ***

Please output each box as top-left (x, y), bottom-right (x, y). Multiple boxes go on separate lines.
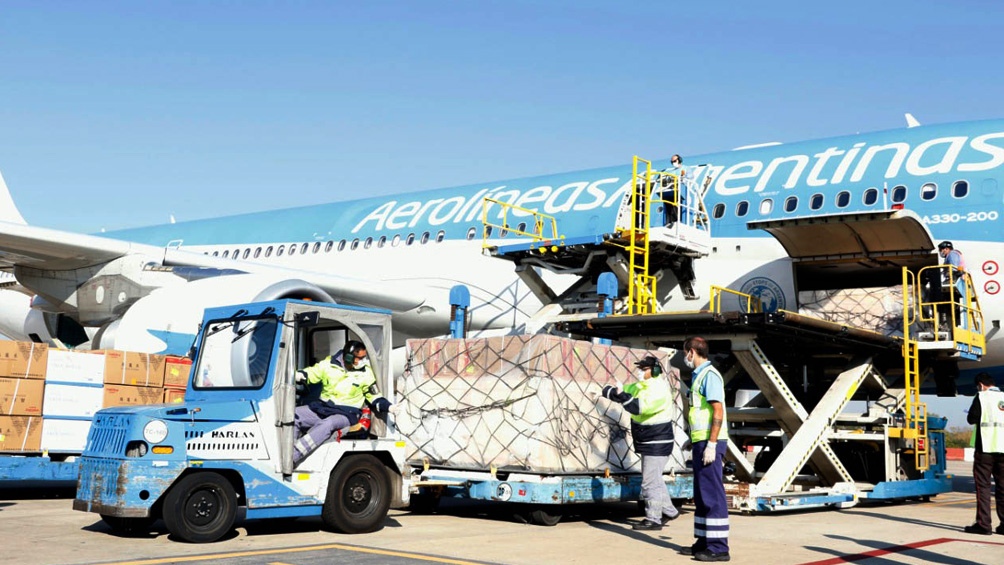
top-left (678, 336), bottom-right (730, 562)
top-left (964, 372), bottom-right (1004, 535)
top-left (599, 355), bottom-right (681, 531)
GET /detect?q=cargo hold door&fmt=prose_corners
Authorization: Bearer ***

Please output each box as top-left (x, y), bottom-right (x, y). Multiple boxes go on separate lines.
top-left (747, 210), bottom-right (937, 290)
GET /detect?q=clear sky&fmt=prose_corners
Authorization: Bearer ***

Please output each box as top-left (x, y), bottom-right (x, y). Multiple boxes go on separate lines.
top-left (0, 1), bottom-right (996, 426)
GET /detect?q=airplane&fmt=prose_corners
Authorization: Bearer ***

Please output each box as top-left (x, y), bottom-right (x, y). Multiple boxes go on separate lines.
top-left (0, 117), bottom-right (1000, 392)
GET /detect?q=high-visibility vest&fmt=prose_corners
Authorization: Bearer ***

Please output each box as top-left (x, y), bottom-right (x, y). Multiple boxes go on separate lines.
top-left (303, 357), bottom-right (378, 408)
top-left (972, 389), bottom-right (1004, 453)
top-left (624, 376), bottom-right (676, 426)
top-left (688, 363), bottom-right (729, 443)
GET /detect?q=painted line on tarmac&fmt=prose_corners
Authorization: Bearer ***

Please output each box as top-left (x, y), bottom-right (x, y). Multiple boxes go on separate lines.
top-left (98, 543), bottom-right (494, 565)
top-left (797, 536), bottom-right (1004, 565)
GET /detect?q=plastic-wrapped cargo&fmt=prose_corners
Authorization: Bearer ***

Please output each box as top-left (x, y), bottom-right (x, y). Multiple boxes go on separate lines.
top-left (395, 335), bottom-right (690, 474)
top-left (798, 286), bottom-right (905, 336)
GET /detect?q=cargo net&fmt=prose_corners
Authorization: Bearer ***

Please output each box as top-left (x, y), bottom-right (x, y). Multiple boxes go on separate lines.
top-left (798, 286), bottom-right (906, 337)
top-left (395, 335), bottom-right (690, 475)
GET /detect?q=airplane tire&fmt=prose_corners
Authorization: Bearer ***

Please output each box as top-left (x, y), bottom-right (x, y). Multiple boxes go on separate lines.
top-left (162, 472), bottom-right (238, 543)
top-left (529, 506), bottom-right (562, 526)
top-left (322, 455), bottom-right (391, 534)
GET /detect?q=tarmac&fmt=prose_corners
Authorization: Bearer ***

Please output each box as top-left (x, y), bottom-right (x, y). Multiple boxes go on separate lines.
top-left (1, 460), bottom-right (1001, 565)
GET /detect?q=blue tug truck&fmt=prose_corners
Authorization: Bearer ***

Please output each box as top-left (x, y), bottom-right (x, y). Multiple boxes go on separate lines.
top-left (73, 299), bottom-right (410, 542)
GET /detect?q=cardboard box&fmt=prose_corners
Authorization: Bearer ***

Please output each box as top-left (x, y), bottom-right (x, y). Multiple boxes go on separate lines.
top-left (0, 415), bottom-right (42, 451)
top-left (103, 384), bottom-right (165, 408)
top-left (40, 417), bottom-right (92, 452)
top-left (0, 377), bottom-right (45, 416)
top-left (46, 350), bottom-right (105, 385)
top-left (0, 341), bottom-right (48, 380)
top-left (43, 383), bottom-right (104, 419)
top-left (163, 387), bottom-right (186, 404)
top-left (164, 357), bottom-right (192, 388)
top-left (99, 351), bottom-right (166, 388)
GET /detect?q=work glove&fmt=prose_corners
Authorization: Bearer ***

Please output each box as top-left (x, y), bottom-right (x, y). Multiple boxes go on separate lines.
top-left (586, 388), bottom-right (600, 401)
top-left (703, 441), bottom-right (717, 466)
top-left (387, 404), bottom-right (400, 416)
top-left (295, 370), bottom-right (307, 383)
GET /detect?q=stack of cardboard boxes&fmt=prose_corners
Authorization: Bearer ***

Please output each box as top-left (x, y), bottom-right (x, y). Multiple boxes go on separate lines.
top-left (0, 342), bottom-right (195, 453)
top-left (0, 342), bottom-right (47, 451)
top-left (164, 357), bottom-right (191, 403)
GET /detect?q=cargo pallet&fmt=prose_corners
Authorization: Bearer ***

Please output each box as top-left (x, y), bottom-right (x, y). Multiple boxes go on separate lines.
top-left (410, 465), bottom-right (694, 525)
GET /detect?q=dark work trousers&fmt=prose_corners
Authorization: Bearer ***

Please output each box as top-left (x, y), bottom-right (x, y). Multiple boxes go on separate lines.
top-left (692, 440), bottom-right (729, 554)
top-left (973, 450), bottom-right (1004, 530)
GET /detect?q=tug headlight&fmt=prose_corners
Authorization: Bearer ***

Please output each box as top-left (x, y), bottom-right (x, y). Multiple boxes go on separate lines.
top-left (143, 420), bottom-right (169, 444)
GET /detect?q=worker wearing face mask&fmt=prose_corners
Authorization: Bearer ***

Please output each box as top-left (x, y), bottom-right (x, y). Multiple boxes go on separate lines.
top-left (679, 336), bottom-right (730, 562)
top-left (598, 355), bottom-right (680, 531)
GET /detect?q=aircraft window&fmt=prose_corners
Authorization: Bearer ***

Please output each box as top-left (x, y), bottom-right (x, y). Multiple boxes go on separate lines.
top-left (324, 240), bottom-right (333, 253)
top-left (233, 249), bottom-right (240, 259)
top-left (243, 248), bottom-right (251, 259)
top-left (406, 233), bottom-right (415, 246)
top-left (921, 182), bottom-right (937, 201)
top-left (364, 237), bottom-right (373, 249)
top-left (759, 198), bottom-right (773, 215)
top-left (212, 251), bottom-right (219, 257)
top-left (783, 196), bottom-right (797, 213)
top-left (350, 238), bottom-right (360, 250)
top-left (516, 222), bottom-right (527, 234)
top-left (288, 244), bottom-right (297, 256)
top-left (421, 232), bottom-right (430, 244)
top-left (952, 180), bottom-right (969, 198)
top-left (891, 185), bottom-right (907, 203)
top-left (836, 191), bottom-right (851, 208)
top-left (300, 243), bottom-right (309, 254)
top-left (712, 203), bottom-right (725, 219)
top-left (222, 250), bottom-right (229, 258)
top-left (863, 188), bottom-right (879, 206)
top-left (735, 201), bottom-right (749, 217)
top-left (312, 242), bottom-right (321, 254)
top-left (378, 235), bottom-right (387, 248)
top-left (277, 245), bottom-right (285, 256)
top-left (391, 235), bottom-right (400, 247)
top-left (265, 246), bottom-right (273, 257)
top-left (809, 193), bottom-right (824, 210)
top-left (436, 230), bottom-right (445, 243)
top-left (500, 225), bottom-right (509, 238)
top-left (466, 227), bottom-right (477, 240)
top-left (484, 225), bottom-right (493, 237)
top-left (338, 240), bottom-right (346, 251)
top-left (253, 247), bottom-right (261, 259)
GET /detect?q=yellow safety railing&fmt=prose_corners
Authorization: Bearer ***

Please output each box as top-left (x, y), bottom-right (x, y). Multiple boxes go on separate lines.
top-left (915, 264), bottom-right (985, 351)
top-left (481, 197), bottom-right (561, 249)
top-left (709, 285), bottom-right (762, 314)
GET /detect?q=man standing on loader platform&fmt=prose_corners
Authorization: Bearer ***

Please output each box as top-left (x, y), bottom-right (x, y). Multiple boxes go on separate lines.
top-left (964, 372), bottom-right (1004, 535)
top-left (599, 355), bottom-right (681, 531)
top-left (680, 336), bottom-right (731, 562)
top-left (293, 340), bottom-right (395, 465)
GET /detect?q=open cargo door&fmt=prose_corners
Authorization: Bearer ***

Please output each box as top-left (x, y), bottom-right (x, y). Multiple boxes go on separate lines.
top-left (748, 210), bottom-right (937, 290)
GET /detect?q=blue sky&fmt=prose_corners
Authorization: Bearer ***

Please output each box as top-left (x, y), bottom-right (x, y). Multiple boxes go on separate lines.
top-left (0, 1), bottom-right (996, 425)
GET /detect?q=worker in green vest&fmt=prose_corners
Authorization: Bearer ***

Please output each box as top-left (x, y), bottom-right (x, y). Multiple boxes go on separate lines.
top-left (964, 372), bottom-right (1004, 535)
top-left (679, 336), bottom-right (730, 562)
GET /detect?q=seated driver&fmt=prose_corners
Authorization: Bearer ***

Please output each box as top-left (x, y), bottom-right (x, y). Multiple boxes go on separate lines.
top-left (292, 340), bottom-right (396, 465)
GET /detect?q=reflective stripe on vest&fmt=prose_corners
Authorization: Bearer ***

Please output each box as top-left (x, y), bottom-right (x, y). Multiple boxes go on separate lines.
top-left (688, 363), bottom-right (728, 442)
top-left (624, 376), bottom-right (675, 426)
top-left (978, 389), bottom-right (1004, 453)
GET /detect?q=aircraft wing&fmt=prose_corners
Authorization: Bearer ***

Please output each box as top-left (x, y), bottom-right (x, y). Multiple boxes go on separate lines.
top-left (0, 220), bottom-right (427, 312)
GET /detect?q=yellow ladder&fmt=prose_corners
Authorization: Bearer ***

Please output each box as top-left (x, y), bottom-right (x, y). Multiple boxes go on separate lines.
top-left (896, 268), bottom-right (929, 471)
top-left (626, 156), bottom-right (658, 314)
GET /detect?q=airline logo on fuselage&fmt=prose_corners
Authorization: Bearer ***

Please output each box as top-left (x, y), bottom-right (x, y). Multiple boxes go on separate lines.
top-left (351, 131), bottom-right (1004, 235)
